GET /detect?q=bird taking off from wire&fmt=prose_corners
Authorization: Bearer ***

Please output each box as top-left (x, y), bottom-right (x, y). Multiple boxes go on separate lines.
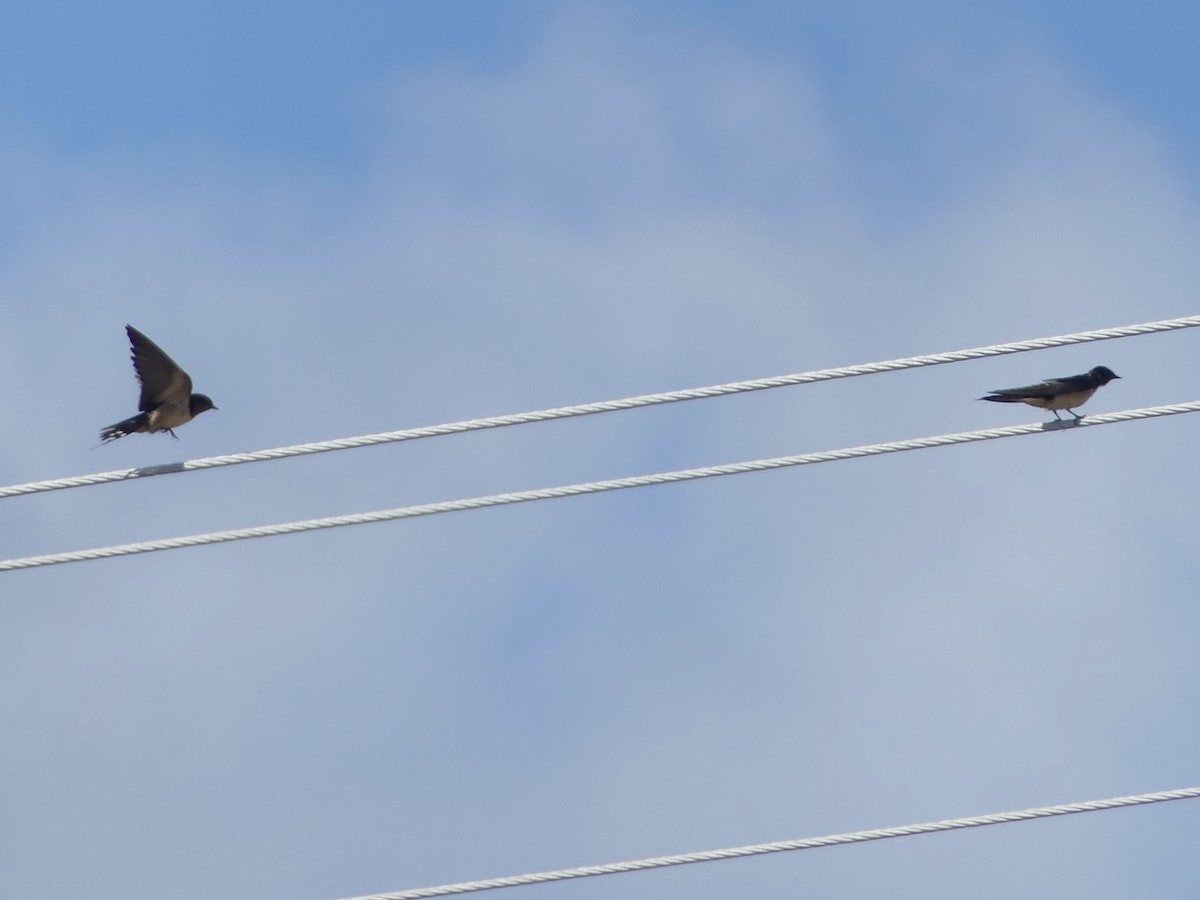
top-left (100, 325), bottom-right (217, 443)
top-left (979, 366), bottom-right (1120, 421)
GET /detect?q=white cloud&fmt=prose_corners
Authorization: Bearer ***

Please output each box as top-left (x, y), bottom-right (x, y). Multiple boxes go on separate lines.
top-left (3, 8), bottom-right (1200, 899)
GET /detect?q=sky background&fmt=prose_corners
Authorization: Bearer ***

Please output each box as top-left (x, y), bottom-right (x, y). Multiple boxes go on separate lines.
top-left (2, 3), bottom-right (1199, 898)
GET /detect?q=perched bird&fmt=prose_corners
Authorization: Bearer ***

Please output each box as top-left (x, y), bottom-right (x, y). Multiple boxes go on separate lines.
top-left (100, 325), bottom-right (217, 442)
top-left (979, 365), bottom-right (1120, 421)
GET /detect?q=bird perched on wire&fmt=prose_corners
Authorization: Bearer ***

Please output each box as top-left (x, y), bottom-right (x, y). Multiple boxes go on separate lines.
top-left (100, 325), bottom-right (217, 443)
top-left (979, 365), bottom-right (1120, 421)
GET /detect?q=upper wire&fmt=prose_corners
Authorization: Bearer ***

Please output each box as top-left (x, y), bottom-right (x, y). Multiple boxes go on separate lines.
top-left (2, 313), bottom-right (1197, 501)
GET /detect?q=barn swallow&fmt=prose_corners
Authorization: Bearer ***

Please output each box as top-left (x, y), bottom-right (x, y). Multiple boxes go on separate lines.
top-left (979, 365), bottom-right (1120, 421)
top-left (100, 325), bottom-right (217, 442)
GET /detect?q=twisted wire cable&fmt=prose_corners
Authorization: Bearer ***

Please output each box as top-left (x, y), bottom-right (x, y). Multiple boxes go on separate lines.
top-left (2, 313), bottom-right (1197, 501)
top-left (3, 400), bottom-right (1197, 572)
top-left (334, 786), bottom-right (1200, 900)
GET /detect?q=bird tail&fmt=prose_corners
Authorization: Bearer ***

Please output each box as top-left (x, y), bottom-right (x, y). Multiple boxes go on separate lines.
top-left (100, 412), bottom-right (149, 443)
top-left (978, 394), bottom-right (1021, 403)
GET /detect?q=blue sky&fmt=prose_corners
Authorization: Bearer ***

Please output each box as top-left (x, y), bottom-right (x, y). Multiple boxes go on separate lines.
top-left (3, 4), bottom-right (1199, 899)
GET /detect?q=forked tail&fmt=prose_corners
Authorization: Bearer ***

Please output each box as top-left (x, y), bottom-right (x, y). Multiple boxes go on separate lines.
top-left (100, 412), bottom-right (149, 443)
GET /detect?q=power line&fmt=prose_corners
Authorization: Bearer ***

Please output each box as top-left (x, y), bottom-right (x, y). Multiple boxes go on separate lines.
top-left (3, 399), bottom-right (1197, 573)
top-left (333, 786), bottom-right (1200, 900)
top-left (3, 313), bottom-right (1197, 502)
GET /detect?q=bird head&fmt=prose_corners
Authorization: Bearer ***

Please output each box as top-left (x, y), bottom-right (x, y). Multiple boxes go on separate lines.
top-left (1089, 366), bottom-right (1120, 384)
top-left (190, 394), bottom-right (218, 416)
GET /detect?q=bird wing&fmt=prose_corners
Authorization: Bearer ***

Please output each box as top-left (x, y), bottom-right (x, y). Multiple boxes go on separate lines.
top-left (1049, 373), bottom-right (1094, 390)
top-left (984, 378), bottom-right (1060, 399)
top-left (985, 372), bottom-right (1092, 399)
top-left (126, 325), bottom-right (193, 411)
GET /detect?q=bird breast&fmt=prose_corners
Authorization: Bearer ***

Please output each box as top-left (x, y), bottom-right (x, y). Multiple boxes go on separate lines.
top-left (147, 401), bottom-right (194, 431)
top-left (1031, 388), bottom-right (1097, 411)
